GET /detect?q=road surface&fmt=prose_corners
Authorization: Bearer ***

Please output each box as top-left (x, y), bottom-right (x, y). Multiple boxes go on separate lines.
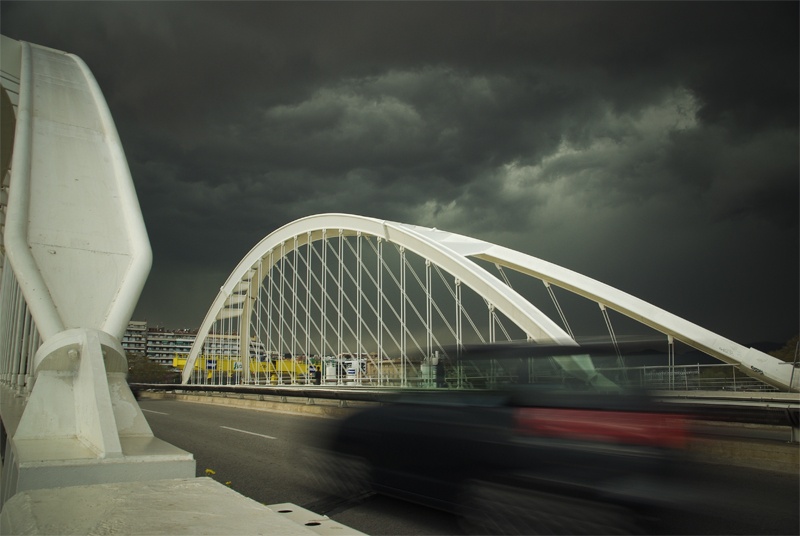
top-left (139, 398), bottom-right (799, 535)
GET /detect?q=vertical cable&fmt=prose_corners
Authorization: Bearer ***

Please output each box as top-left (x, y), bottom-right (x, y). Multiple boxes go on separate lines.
top-left (399, 247), bottom-right (406, 386)
top-left (456, 278), bottom-right (463, 388)
top-left (268, 248), bottom-right (274, 382)
top-left (488, 303), bottom-right (495, 343)
top-left (377, 237), bottom-right (383, 386)
top-left (668, 335), bottom-right (675, 390)
top-left (211, 319), bottom-right (216, 385)
top-left (426, 260), bottom-right (432, 371)
top-left (306, 232), bottom-right (312, 384)
top-left (292, 235), bottom-right (299, 384)
top-left (278, 241), bottom-right (286, 385)
top-left (225, 309), bottom-right (230, 385)
top-left (337, 230), bottom-right (344, 386)
top-left (321, 231), bottom-right (327, 371)
top-left (256, 258), bottom-right (263, 384)
top-left (356, 232), bottom-right (362, 385)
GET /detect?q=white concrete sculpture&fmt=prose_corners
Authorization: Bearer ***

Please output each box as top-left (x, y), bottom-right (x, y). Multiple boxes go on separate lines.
top-left (0, 35), bottom-right (193, 500)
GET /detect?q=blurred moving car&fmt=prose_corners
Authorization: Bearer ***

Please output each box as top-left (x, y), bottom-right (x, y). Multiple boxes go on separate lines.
top-left (315, 342), bottom-right (694, 534)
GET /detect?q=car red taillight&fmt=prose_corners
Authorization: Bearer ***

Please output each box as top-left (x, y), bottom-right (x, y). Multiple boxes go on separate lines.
top-left (514, 408), bottom-right (689, 449)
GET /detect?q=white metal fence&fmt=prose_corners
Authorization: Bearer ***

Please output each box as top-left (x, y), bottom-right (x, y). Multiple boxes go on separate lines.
top-left (0, 231), bottom-right (40, 396)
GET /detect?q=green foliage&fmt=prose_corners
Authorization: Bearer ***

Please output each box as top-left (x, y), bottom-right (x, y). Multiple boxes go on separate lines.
top-left (126, 353), bottom-right (179, 384)
top-left (769, 335), bottom-right (800, 363)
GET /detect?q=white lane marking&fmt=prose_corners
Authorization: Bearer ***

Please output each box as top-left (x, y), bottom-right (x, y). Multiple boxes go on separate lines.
top-left (220, 426), bottom-right (276, 440)
top-left (142, 409), bottom-right (169, 415)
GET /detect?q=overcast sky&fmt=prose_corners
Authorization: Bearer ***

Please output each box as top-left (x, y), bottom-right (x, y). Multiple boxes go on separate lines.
top-left (2, 2), bottom-right (797, 345)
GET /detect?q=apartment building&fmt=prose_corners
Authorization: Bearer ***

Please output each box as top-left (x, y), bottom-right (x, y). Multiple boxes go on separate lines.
top-left (122, 321), bottom-right (147, 356)
top-left (123, 321), bottom-right (266, 367)
top-left (147, 327), bottom-right (198, 366)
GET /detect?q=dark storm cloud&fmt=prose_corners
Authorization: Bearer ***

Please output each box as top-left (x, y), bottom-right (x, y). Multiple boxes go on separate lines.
top-left (1, 2), bottom-right (797, 342)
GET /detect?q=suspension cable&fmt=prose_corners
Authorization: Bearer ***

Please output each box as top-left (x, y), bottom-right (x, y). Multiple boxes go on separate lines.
top-left (599, 303), bottom-right (623, 366)
top-left (495, 264), bottom-right (513, 288)
top-left (543, 281), bottom-right (575, 340)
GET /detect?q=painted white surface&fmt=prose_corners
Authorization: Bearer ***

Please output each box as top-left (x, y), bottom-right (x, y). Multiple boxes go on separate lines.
top-left (14, 329), bottom-right (152, 454)
top-left (268, 502), bottom-right (368, 536)
top-left (1, 36), bottom-right (193, 503)
top-left (0, 478), bottom-right (310, 536)
top-left (4, 41), bottom-right (151, 342)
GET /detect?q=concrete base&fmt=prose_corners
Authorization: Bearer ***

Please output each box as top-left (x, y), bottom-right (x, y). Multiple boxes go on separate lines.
top-left (0, 478), bottom-right (321, 535)
top-left (7, 436), bottom-right (195, 495)
top-left (1, 384), bottom-right (195, 506)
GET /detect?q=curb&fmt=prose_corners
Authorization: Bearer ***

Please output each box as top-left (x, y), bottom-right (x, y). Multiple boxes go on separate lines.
top-left (137, 390), bottom-right (368, 419)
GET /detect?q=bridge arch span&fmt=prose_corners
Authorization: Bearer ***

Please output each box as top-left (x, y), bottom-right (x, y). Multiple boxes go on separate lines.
top-left (181, 214), bottom-right (796, 392)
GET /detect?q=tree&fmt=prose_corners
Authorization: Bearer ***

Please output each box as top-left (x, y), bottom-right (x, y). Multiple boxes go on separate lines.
top-left (126, 353), bottom-right (179, 384)
top-left (769, 335), bottom-right (800, 363)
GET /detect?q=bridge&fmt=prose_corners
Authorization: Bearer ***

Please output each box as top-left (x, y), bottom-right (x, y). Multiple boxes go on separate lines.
top-left (0, 34), bottom-right (796, 534)
top-left (180, 213), bottom-right (797, 393)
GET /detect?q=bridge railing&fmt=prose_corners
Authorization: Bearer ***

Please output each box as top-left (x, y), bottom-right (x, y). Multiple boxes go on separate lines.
top-left (0, 263), bottom-right (40, 397)
top-left (610, 363), bottom-right (781, 392)
top-left (438, 361), bottom-right (782, 392)
top-left (170, 354), bottom-right (784, 392)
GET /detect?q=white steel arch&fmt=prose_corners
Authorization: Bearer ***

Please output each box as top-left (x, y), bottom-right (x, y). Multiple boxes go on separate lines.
top-left (182, 214), bottom-right (797, 392)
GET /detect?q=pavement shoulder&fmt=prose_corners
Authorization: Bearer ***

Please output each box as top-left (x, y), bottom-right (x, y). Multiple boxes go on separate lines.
top-left (687, 434), bottom-right (799, 474)
top-left (0, 477), bottom-right (320, 535)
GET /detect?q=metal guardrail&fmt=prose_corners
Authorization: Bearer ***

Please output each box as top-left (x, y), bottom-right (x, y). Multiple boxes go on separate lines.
top-left (170, 360), bottom-right (788, 392)
top-left (596, 363), bottom-right (782, 392)
top-left (436, 363), bottom-right (781, 392)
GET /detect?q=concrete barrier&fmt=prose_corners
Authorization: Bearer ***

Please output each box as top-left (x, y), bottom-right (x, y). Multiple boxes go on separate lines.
top-left (137, 389), bottom-right (371, 418)
top-left (687, 423), bottom-right (798, 474)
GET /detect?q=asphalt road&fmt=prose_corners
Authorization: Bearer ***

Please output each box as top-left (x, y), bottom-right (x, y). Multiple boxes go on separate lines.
top-left (139, 398), bottom-right (799, 535)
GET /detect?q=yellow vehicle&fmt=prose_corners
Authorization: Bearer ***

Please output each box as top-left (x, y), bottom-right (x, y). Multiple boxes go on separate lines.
top-left (173, 353), bottom-right (311, 384)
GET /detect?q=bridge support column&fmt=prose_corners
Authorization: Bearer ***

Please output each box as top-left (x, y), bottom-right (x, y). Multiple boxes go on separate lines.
top-left (2, 328), bottom-right (194, 506)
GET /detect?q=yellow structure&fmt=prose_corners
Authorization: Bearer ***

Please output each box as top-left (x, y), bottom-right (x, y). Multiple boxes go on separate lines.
top-left (172, 354), bottom-right (310, 384)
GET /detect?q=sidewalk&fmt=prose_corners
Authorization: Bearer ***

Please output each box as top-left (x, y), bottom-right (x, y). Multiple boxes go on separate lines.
top-left (1, 477), bottom-right (366, 535)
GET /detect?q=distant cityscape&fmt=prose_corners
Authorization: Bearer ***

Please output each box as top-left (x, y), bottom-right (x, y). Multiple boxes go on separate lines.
top-left (123, 321), bottom-right (272, 369)
top-left (122, 321), bottom-right (200, 367)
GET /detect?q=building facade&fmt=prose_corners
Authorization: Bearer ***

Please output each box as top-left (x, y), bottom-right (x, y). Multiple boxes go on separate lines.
top-left (146, 327), bottom-right (198, 366)
top-left (124, 321), bottom-right (272, 370)
top-left (123, 321), bottom-right (199, 368)
top-left (122, 321), bottom-right (147, 356)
